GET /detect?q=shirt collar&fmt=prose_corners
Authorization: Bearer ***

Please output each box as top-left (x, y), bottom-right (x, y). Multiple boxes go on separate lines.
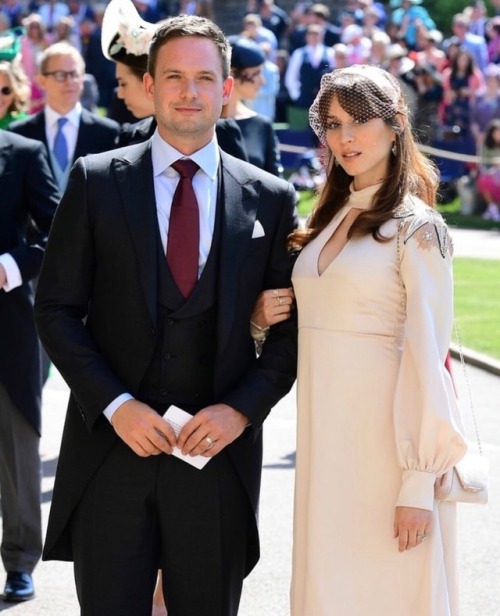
top-left (151, 129), bottom-right (219, 180)
top-left (45, 102), bottom-right (82, 128)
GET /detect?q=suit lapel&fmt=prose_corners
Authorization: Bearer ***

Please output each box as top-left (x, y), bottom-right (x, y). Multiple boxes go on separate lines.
top-left (113, 141), bottom-right (158, 326)
top-left (217, 153), bottom-right (260, 355)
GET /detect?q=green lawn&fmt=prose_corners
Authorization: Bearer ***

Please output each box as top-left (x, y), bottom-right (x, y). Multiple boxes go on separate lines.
top-left (453, 258), bottom-right (500, 360)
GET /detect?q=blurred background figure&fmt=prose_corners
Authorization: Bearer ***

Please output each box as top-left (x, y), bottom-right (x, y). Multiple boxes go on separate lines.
top-left (0, 60), bottom-right (30, 128)
top-left (285, 23), bottom-right (332, 129)
top-left (477, 118), bottom-right (500, 220)
top-left (441, 49), bottom-right (485, 138)
top-left (20, 14), bottom-right (51, 113)
top-left (471, 63), bottom-right (500, 146)
top-left (223, 36), bottom-right (282, 175)
top-left (10, 42), bottom-right (119, 193)
top-left (247, 40), bottom-right (279, 121)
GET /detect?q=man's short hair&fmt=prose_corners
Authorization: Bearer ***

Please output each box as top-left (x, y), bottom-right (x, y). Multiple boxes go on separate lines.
top-left (148, 15), bottom-right (231, 80)
top-left (38, 42), bottom-right (85, 75)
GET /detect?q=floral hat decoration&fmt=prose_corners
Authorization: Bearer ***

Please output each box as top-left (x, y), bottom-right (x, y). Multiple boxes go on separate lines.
top-left (101, 0), bottom-right (157, 73)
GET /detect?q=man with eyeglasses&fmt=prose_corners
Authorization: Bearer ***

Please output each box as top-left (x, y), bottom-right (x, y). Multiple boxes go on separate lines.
top-left (10, 42), bottom-right (119, 193)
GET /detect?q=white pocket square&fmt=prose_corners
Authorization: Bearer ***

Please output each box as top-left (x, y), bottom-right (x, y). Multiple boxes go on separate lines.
top-left (252, 220), bottom-right (265, 239)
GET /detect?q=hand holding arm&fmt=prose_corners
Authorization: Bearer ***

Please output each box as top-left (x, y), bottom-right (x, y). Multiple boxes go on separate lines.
top-left (0, 265), bottom-right (6, 288)
top-left (251, 287), bottom-right (295, 329)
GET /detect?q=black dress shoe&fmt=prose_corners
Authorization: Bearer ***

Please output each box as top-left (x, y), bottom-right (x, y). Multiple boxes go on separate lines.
top-left (3, 571), bottom-right (35, 602)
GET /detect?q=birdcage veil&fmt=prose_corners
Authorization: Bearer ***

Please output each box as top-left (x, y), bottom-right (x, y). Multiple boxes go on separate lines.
top-left (309, 65), bottom-right (408, 145)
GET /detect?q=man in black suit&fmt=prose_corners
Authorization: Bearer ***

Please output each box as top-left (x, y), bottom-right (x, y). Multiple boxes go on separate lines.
top-left (35, 15), bottom-right (297, 616)
top-left (10, 41), bottom-right (119, 193)
top-left (0, 130), bottom-right (59, 602)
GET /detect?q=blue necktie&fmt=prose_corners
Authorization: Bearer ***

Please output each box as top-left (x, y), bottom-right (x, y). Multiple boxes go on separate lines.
top-left (53, 117), bottom-right (68, 170)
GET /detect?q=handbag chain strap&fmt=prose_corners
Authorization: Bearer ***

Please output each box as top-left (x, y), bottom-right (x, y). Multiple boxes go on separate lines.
top-left (453, 322), bottom-right (483, 455)
top-left (396, 220), bottom-right (483, 456)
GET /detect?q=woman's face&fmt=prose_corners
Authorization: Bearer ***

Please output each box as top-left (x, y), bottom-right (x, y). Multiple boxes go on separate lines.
top-left (234, 65), bottom-right (265, 101)
top-left (325, 96), bottom-right (396, 191)
top-left (116, 62), bottom-right (153, 119)
top-left (0, 73), bottom-right (14, 120)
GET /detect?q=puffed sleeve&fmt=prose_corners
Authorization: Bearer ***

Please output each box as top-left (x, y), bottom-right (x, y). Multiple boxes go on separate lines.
top-left (393, 207), bottom-right (468, 511)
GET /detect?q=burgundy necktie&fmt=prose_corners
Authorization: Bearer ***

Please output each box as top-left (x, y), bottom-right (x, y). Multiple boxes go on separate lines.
top-left (166, 159), bottom-right (200, 298)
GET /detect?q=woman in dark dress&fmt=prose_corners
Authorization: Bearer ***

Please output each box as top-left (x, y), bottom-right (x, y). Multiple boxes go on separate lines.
top-left (222, 37), bottom-right (283, 176)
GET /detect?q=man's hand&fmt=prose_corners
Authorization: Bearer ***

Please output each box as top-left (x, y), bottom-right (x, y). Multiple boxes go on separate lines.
top-left (393, 506), bottom-right (433, 552)
top-left (177, 404), bottom-right (249, 457)
top-left (0, 264), bottom-right (7, 288)
top-left (111, 399), bottom-right (177, 457)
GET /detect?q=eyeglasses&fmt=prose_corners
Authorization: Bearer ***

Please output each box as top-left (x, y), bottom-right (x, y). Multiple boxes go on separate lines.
top-left (0, 86), bottom-right (12, 96)
top-left (42, 70), bottom-right (82, 83)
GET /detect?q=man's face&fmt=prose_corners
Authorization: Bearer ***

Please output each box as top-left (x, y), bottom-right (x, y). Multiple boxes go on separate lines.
top-left (145, 36), bottom-right (233, 154)
top-left (38, 54), bottom-right (84, 113)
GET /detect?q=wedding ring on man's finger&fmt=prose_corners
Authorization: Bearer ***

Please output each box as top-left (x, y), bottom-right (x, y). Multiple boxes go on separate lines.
top-left (205, 436), bottom-right (216, 450)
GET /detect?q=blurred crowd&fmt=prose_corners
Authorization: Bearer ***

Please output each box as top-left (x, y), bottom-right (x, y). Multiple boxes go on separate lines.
top-left (0, 0), bottom-right (499, 216)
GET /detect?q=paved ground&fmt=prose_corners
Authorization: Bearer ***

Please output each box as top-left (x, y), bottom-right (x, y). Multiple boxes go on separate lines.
top-left (0, 228), bottom-right (498, 614)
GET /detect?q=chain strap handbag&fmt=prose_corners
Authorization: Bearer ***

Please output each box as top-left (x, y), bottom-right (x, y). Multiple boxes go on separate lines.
top-left (396, 218), bottom-right (489, 505)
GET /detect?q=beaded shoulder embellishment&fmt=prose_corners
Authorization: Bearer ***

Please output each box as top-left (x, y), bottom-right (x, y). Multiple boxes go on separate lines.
top-left (393, 197), bottom-right (454, 258)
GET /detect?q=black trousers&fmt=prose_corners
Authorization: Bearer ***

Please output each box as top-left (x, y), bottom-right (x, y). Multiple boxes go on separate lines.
top-left (70, 440), bottom-right (250, 616)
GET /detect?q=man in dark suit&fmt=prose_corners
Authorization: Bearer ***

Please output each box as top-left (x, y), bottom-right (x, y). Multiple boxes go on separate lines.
top-left (10, 41), bottom-right (119, 193)
top-left (35, 15), bottom-right (297, 616)
top-left (0, 130), bottom-right (59, 602)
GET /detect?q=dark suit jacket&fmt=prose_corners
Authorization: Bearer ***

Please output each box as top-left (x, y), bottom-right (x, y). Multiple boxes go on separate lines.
top-left (0, 130), bottom-right (60, 434)
top-left (35, 141), bottom-right (298, 574)
top-left (9, 107), bottom-right (120, 177)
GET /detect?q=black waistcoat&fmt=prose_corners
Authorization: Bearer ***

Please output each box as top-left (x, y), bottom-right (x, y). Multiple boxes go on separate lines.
top-left (296, 47), bottom-right (331, 109)
top-left (138, 179), bottom-right (223, 414)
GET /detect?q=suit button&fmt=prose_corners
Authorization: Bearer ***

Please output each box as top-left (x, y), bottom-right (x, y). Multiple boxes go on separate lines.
top-left (167, 318), bottom-right (175, 326)
top-left (160, 388), bottom-right (169, 396)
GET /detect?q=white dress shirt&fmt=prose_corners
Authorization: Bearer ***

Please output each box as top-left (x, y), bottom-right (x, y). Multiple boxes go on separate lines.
top-left (103, 130), bottom-right (220, 421)
top-left (0, 253), bottom-right (22, 292)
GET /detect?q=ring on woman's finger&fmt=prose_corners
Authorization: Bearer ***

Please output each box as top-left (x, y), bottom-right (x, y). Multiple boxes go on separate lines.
top-left (278, 296), bottom-right (285, 305)
top-left (272, 289), bottom-right (279, 297)
top-left (416, 533), bottom-right (426, 540)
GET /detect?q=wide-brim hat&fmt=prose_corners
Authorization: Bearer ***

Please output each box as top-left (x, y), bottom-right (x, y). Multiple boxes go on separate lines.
top-left (0, 27), bottom-right (23, 62)
top-left (228, 36), bottom-right (265, 70)
top-left (101, 0), bottom-right (156, 72)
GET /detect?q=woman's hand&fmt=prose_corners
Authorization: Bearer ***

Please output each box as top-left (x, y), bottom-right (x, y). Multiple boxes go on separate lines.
top-left (393, 506), bottom-right (432, 552)
top-left (251, 287), bottom-right (295, 329)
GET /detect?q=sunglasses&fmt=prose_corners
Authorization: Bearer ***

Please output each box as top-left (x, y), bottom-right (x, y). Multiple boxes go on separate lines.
top-left (0, 86), bottom-right (12, 96)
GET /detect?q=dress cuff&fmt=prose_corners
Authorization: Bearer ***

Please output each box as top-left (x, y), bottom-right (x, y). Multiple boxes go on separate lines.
top-left (396, 469), bottom-right (436, 511)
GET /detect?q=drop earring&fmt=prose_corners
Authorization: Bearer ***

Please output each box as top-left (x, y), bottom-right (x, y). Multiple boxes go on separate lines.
top-left (392, 142), bottom-right (397, 156)
top-left (334, 157), bottom-right (339, 167)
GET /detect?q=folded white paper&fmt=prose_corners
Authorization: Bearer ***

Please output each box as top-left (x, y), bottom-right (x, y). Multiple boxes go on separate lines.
top-left (162, 406), bottom-right (210, 470)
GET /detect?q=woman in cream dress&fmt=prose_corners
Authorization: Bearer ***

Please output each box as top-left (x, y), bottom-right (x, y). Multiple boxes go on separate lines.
top-left (252, 66), bottom-right (467, 615)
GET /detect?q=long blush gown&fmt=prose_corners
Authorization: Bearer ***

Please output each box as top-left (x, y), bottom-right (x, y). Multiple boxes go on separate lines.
top-left (290, 184), bottom-right (467, 616)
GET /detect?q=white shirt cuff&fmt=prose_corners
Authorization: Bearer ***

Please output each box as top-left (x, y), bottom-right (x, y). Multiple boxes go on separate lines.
top-left (0, 253), bottom-right (22, 291)
top-left (103, 393), bottom-right (134, 423)
top-left (396, 469), bottom-right (437, 511)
